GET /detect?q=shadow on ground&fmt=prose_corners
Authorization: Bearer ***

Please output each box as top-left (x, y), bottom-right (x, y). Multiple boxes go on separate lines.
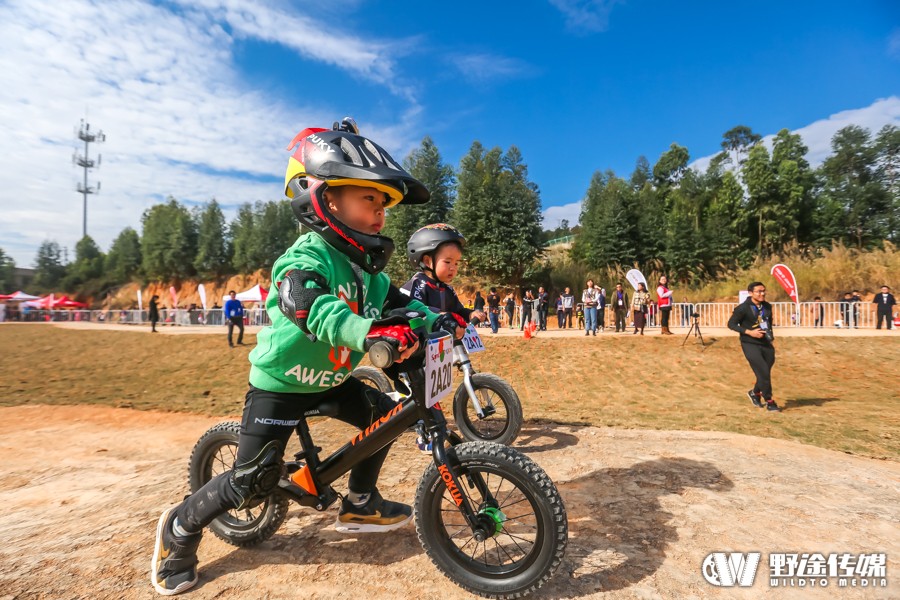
top-left (782, 397), bottom-right (840, 410)
top-left (543, 457), bottom-right (734, 597)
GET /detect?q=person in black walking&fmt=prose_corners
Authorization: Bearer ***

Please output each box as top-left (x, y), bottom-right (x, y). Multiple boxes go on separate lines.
top-left (149, 295), bottom-right (160, 332)
top-left (728, 281), bottom-right (780, 412)
top-left (486, 287), bottom-right (501, 334)
top-left (873, 285), bottom-right (896, 330)
top-left (537, 286), bottom-right (550, 331)
top-left (224, 290), bottom-right (245, 347)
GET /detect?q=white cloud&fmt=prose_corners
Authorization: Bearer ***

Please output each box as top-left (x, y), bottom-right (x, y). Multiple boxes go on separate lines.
top-left (0, 0), bottom-right (422, 268)
top-left (543, 97), bottom-right (900, 228)
top-left (690, 96), bottom-right (900, 174)
top-left (447, 53), bottom-right (533, 83)
top-left (548, 0), bottom-right (623, 34)
top-left (889, 28), bottom-right (900, 61)
top-left (543, 202), bottom-right (583, 230)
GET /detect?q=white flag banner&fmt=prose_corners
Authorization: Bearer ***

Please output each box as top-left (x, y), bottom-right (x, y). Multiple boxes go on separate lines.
top-left (198, 284), bottom-right (208, 311)
top-left (137, 289), bottom-right (143, 311)
top-left (625, 269), bottom-right (648, 291)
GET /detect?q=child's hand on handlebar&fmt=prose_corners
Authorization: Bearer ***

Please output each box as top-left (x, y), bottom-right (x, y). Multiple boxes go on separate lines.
top-left (365, 323), bottom-right (419, 363)
top-left (471, 310), bottom-right (486, 324)
top-left (433, 312), bottom-right (467, 340)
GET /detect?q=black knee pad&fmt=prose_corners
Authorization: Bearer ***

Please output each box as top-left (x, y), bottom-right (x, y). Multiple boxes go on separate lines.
top-left (228, 440), bottom-right (283, 509)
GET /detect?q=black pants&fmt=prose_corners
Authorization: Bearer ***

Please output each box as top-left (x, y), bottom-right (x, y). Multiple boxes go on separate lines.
top-left (537, 307), bottom-right (548, 330)
top-left (741, 342), bottom-right (776, 400)
top-left (564, 308), bottom-right (573, 328)
top-left (177, 379), bottom-right (396, 533)
top-left (227, 316), bottom-right (244, 345)
top-left (660, 306), bottom-right (671, 329)
top-left (876, 310), bottom-right (893, 329)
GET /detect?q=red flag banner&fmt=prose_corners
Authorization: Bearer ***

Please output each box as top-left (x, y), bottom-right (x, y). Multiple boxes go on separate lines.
top-left (770, 263), bottom-right (799, 304)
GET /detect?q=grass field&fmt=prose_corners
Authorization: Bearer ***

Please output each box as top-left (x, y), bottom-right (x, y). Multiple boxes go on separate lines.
top-left (1, 324), bottom-right (898, 460)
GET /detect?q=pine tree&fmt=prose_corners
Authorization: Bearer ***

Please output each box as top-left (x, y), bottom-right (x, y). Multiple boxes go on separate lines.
top-left (32, 240), bottom-right (67, 291)
top-left (0, 247), bottom-right (16, 291)
top-left (105, 227), bottom-right (142, 284)
top-left (194, 199), bottom-right (230, 278)
top-left (381, 136), bottom-right (455, 283)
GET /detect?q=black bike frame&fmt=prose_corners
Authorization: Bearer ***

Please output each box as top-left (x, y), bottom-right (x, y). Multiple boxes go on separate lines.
top-left (288, 333), bottom-right (494, 534)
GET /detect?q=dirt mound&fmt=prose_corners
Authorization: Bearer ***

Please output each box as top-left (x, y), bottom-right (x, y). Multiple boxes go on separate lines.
top-left (0, 405), bottom-right (896, 599)
top-left (104, 271), bottom-right (270, 310)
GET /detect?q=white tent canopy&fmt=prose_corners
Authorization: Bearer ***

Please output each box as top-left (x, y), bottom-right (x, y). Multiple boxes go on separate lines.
top-left (3, 291), bottom-right (40, 301)
top-left (222, 284), bottom-right (267, 305)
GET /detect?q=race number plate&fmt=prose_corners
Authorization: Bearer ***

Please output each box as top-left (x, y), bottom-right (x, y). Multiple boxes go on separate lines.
top-left (461, 324), bottom-right (485, 353)
top-left (425, 333), bottom-right (454, 408)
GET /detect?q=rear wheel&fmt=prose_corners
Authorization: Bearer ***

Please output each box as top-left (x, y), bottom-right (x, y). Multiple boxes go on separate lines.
top-left (415, 442), bottom-right (567, 598)
top-left (452, 373), bottom-right (523, 446)
top-left (352, 365), bottom-right (393, 393)
top-left (187, 421), bottom-right (289, 547)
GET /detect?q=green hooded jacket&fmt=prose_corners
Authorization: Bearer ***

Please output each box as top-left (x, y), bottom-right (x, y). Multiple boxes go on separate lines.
top-left (248, 232), bottom-right (439, 394)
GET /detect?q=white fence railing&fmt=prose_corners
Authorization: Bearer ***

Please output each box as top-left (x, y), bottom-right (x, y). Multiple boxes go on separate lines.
top-left (0, 302), bottom-right (893, 329)
top-left (0, 308), bottom-right (272, 327)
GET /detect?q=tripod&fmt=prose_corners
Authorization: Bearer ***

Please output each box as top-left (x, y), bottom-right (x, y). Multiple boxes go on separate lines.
top-left (681, 313), bottom-right (706, 348)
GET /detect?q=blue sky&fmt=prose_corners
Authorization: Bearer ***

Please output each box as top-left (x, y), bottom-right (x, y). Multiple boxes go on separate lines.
top-left (0, 0), bottom-right (898, 267)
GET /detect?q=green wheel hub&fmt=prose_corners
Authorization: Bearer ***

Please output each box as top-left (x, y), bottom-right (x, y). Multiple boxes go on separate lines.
top-left (479, 506), bottom-right (505, 536)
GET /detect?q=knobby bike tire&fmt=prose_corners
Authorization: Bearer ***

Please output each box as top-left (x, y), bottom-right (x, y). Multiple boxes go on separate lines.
top-left (187, 421), bottom-right (289, 547)
top-left (452, 373), bottom-right (523, 446)
top-left (351, 365), bottom-right (393, 393)
top-left (415, 442), bottom-right (567, 598)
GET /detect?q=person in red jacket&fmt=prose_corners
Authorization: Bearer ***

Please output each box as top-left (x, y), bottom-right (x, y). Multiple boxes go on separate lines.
top-left (656, 275), bottom-right (674, 335)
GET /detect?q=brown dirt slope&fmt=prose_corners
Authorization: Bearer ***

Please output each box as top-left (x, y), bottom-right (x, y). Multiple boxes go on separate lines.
top-left (0, 405), bottom-right (896, 599)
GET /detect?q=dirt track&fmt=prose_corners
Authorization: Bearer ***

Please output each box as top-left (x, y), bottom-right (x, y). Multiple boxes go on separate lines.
top-left (0, 404), bottom-right (897, 600)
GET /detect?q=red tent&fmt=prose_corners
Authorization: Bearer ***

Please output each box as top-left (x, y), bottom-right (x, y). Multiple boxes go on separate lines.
top-left (1, 291), bottom-right (40, 301)
top-left (23, 295), bottom-right (88, 309)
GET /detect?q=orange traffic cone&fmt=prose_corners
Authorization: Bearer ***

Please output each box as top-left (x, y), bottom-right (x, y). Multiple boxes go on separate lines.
top-left (530, 321), bottom-right (538, 337)
top-left (523, 323), bottom-right (532, 339)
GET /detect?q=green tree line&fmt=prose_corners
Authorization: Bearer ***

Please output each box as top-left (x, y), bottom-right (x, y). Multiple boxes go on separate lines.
top-left (573, 123), bottom-right (899, 285)
top-left (7, 122), bottom-right (897, 299)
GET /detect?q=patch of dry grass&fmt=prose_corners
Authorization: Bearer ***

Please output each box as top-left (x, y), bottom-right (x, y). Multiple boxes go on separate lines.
top-left (1, 325), bottom-right (897, 459)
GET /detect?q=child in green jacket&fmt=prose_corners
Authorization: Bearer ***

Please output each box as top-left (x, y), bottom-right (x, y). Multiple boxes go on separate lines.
top-left (151, 119), bottom-right (466, 596)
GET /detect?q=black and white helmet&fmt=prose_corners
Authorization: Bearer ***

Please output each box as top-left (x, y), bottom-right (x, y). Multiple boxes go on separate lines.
top-left (284, 118), bottom-right (430, 274)
top-left (406, 223), bottom-right (466, 274)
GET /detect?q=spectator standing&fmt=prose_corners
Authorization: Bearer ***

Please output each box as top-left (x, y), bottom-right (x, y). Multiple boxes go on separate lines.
top-left (611, 283), bottom-right (629, 332)
top-left (537, 286), bottom-right (550, 331)
top-left (486, 287), bottom-right (501, 334)
top-left (850, 290), bottom-right (862, 328)
top-left (561, 287), bottom-right (575, 328)
top-left (520, 290), bottom-right (535, 331)
top-left (473, 291), bottom-right (486, 314)
top-left (149, 295), bottom-right (160, 333)
top-left (597, 287), bottom-right (607, 332)
top-left (631, 283), bottom-right (651, 335)
top-left (680, 296), bottom-right (693, 327)
top-left (657, 275), bottom-right (674, 335)
top-left (504, 292), bottom-right (516, 329)
top-left (727, 281), bottom-right (780, 412)
top-left (810, 296), bottom-right (824, 328)
top-left (224, 290), bottom-right (245, 347)
top-left (840, 292), bottom-right (853, 328)
top-left (873, 285), bottom-right (896, 330)
top-left (582, 279), bottom-right (599, 336)
top-left (556, 293), bottom-right (565, 328)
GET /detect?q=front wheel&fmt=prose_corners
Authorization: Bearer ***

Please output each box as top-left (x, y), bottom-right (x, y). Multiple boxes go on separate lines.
top-left (452, 373), bottom-right (523, 446)
top-left (415, 442), bottom-right (568, 598)
top-left (188, 421), bottom-right (289, 547)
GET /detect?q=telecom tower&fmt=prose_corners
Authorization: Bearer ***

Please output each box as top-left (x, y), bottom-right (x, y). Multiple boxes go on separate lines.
top-left (73, 119), bottom-right (106, 238)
